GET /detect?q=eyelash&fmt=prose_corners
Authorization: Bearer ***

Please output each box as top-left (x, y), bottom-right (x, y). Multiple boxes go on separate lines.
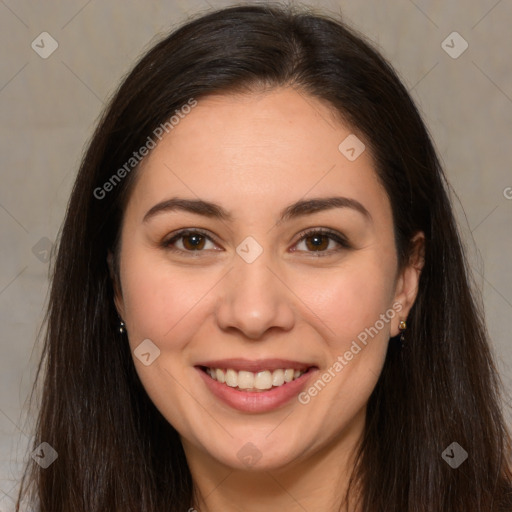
top-left (161, 228), bottom-right (350, 257)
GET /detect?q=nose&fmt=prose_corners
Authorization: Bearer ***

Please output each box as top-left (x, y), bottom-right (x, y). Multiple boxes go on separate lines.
top-left (214, 250), bottom-right (295, 340)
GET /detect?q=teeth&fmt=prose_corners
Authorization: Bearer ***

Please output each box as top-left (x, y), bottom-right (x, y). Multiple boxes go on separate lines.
top-left (237, 371), bottom-right (254, 390)
top-left (254, 370), bottom-right (272, 390)
top-left (205, 367), bottom-right (307, 390)
top-left (225, 369), bottom-right (238, 388)
top-left (272, 369), bottom-right (284, 387)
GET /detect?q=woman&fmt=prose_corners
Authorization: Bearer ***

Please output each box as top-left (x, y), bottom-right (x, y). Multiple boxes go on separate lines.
top-left (17, 3), bottom-right (512, 511)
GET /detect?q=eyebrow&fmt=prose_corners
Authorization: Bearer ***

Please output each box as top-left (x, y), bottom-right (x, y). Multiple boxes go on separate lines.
top-left (142, 196), bottom-right (372, 224)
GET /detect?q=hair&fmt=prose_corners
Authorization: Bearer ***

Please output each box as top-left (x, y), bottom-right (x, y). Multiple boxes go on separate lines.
top-left (17, 3), bottom-right (512, 511)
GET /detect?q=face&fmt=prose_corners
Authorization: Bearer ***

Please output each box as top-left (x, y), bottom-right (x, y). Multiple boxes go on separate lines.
top-left (110, 87), bottom-right (423, 472)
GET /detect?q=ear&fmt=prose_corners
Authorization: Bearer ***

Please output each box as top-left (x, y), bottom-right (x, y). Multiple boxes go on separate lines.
top-left (107, 250), bottom-right (125, 319)
top-left (390, 231), bottom-right (425, 337)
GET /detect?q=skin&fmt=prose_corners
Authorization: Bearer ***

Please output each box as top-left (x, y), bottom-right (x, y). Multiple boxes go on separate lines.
top-left (109, 86), bottom-right (424, 511)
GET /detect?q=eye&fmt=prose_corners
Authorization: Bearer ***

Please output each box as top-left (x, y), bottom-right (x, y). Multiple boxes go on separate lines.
top-left (292, 228), bottom-right (350, 256)
top-left (161, 227), bottom-right (350, 256)
top-left (162, 229), bottom-right (220, 254)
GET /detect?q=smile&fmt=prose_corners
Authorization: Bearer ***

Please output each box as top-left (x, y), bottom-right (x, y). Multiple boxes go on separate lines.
top-left (195, 359), bottom-right (318, 413)
top-left (203, 367), bottom-right (307, 391)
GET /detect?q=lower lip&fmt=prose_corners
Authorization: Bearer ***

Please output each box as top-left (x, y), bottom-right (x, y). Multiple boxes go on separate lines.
top-left (195, 367), bottom-right (317, 413)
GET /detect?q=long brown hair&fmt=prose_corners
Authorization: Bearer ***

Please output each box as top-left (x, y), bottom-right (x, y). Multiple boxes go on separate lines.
top-left (17, 3), bottom-right (512, 511)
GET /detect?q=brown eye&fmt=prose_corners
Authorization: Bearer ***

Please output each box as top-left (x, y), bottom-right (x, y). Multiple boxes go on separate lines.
top-left (163, 230), bottom-right (218, 253)
top-left (303, 233), bottom-right (330, 251)
top-left (293, 229), bottom-right (350, 255)
top-left (181, 233), bottom-right (206, 250)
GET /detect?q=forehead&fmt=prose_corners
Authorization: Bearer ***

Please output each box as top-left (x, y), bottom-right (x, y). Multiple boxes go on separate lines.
top-left (125, 87), bottom-right (391, 227)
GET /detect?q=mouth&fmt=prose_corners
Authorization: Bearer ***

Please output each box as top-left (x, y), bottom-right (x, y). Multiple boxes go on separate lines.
top-left (194, 358), bottom-right (318, 412)
top-left (197, 365), bottom-right (313, 392)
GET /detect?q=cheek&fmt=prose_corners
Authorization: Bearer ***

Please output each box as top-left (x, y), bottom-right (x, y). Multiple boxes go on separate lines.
top-left (293, 260), bottom-right (396, 425)
top-left (120, 252), bottom-right (216, 345)
top-left (295, 258), bottom-right (396, 349)
top-left (119, 253), bottom-right (212, 433)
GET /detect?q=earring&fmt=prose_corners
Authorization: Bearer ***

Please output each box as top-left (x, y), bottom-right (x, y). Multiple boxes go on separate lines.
top-left (398, 319), bottom-right (407, 346)
top-left (119, 320), bottom-right (126, 334)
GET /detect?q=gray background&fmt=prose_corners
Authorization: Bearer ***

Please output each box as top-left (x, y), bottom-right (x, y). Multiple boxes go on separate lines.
top-left (1, 0), bottom-right (511, 508)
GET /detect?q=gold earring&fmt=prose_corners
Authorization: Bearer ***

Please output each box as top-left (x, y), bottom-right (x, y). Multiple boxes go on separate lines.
top-left (399, 320), bottom-right (407, 345)
top-left (119, 320), bottom-right (126, 334)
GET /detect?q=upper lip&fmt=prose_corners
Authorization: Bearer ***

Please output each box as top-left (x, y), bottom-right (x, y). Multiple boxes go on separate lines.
top-left (195, 358), bottom-right (317, 372)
